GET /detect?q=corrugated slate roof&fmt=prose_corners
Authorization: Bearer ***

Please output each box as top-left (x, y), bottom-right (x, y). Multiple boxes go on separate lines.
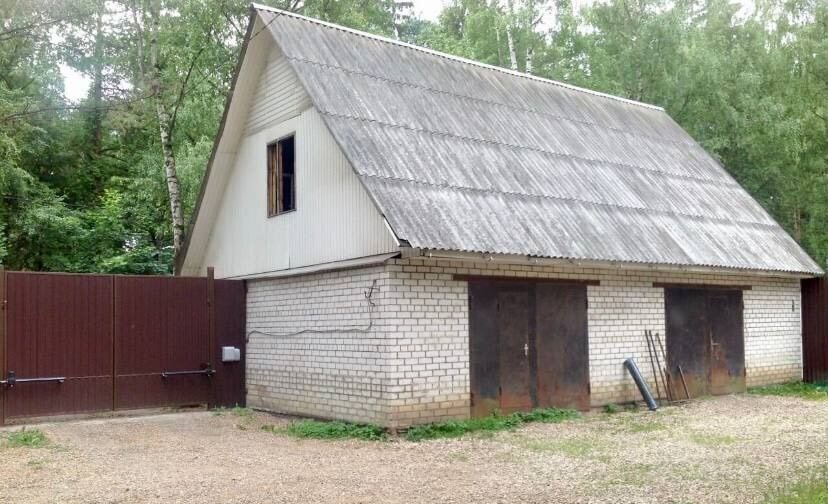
top-left (255, 5), bottom-right (821, 275)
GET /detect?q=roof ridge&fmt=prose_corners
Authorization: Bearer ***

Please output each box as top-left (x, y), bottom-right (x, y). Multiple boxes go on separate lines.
top-left (288, 56), bottom-right (697, 148)
top-left (251, 3), bottom-right (665, 112)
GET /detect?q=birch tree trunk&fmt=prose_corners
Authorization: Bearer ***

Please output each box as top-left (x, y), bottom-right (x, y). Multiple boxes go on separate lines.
top-left (494, 19), bottom-right (504, 66)
top-left (506, 0), bottom-right (519, 70)
top-left (148, 0), bottom-right (184, 254)
top-left (525, 46), bottom-right (533, 74)
top-left (506, 26), bottom-right (518, 70)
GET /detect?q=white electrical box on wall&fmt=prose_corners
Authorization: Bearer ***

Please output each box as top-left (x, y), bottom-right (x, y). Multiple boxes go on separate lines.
top-left (222, 346), bottom-right (241, 362)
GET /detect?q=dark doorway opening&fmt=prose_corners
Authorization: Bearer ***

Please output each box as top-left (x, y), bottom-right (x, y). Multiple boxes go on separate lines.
top-left (665, 288), bottom-right (745, 398)
top-left (469, 279), bottom-right (590, 417)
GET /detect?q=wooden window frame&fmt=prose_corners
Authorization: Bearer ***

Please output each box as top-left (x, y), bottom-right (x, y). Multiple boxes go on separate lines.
top-left (267, 134), bottom-right (296, 217)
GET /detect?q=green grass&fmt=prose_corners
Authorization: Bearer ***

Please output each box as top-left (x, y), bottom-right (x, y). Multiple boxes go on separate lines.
top-left (3, 428), bottom-right (49, 448)
top-left (264, 420), bottom-right (387, 441)
top-left (405, 407), bottom-right (579, 442)
top-left (603, 403), bottom-right (622, 414)
top-left (260, 407), bottom-right (579, 442)
top-left (623, 419), bottom-right (666, 433)
top-left (749, 382), bottom-right (828, 401)
top-left (516, 437), bottom-right (597, 457)
top-left (213, 406), bottom-right (254, 417)
top-left (763, 468), bottom-right (828, 504)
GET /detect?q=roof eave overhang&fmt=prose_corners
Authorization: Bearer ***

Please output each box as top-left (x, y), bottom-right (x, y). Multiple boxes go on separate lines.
top-left (405, 248), bottom-right (822, 279)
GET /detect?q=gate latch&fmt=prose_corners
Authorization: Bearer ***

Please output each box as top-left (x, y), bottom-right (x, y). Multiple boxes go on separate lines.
top-left (0, 371), bottom-right (15, 388)
top-left (0, 371), bottom-right (65, 388)
top-left (161, 363), bottom-right (216, 379)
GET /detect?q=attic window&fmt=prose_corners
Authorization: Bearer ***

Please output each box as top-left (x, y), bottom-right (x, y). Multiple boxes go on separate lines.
top-left (267, 135), bottom-right (296, 216)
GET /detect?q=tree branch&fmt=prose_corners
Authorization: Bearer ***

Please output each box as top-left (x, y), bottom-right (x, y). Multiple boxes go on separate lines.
top-left (0, 92), bottom-right (158, 123)
top-left (169, 45), bottom-right (207, 134)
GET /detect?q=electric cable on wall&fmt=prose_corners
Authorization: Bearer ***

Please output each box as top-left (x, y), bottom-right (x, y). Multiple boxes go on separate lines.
top-left (246, 279), bottom-right (377, 338)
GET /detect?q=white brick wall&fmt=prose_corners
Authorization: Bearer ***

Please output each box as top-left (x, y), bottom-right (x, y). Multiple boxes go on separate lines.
top-left (246, 265), bottom-right (393, 424)
top-left (246, 257), bottom-right (803, 427)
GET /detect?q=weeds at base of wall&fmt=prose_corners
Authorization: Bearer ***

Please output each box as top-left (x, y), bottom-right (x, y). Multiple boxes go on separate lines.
top-left (404, 408), bottom-right (580, 442)
top-left (749, 382), bottom-right (828, 401)
top-left (603, 402), bottom-right (640, 414)
top-left (762, 466), bottom-right (828, 504)
top-left (2, 428), bottom-right (49, 448)
top-left (259, 407), bottom-right (580, 442)
top-left (263, 420), bottom-right (388, 441)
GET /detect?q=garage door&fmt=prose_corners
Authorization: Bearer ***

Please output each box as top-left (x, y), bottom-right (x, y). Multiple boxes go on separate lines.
top-left (665, 288), bottom-right (745, 398)
top-left (469, 279), bottom-right (590, 417)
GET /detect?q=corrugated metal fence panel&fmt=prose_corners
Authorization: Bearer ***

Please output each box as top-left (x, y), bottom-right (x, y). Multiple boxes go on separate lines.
top-left (3, 272), bottom-right (114, 419)
top-left (802, 278), bottom-right (828, 383)
top-left (114, 276), bottom-right (211, 410)
top-left (0, 270), bottom-right (5, 425)
top-left (0, 271), bottom-right (246, 424)
top-left (213, 280), bottom-right (246, 408)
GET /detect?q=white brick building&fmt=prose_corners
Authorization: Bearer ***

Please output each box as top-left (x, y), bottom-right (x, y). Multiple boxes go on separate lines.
top-left (179, 6), bottom-right (822, 427)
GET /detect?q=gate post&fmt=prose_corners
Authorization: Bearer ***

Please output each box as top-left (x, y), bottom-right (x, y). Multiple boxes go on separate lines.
top-left (207, 267), bottom-right (216, 409)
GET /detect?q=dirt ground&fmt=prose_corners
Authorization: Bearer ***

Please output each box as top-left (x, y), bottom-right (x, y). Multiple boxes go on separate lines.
top-left (0, 395), bottom-right (825, 504)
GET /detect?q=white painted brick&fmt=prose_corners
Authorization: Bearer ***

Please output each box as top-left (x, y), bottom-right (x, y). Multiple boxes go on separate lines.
top-left (246, 258), bottom-right (802, 427)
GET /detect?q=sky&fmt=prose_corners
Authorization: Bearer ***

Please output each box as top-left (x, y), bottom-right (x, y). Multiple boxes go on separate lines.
top-left (416, 0), bottom-right (448, 21)
top-left (61, 0), bottom-right (448, 102)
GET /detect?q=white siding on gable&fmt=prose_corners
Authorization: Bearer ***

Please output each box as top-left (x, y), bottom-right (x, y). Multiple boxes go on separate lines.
top-left (245, 48), bottom-right (311, 134)
top-left (200, 106), bottom-right (398, 278)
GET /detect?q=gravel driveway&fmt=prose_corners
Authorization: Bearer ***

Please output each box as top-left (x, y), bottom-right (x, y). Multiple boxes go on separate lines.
top-left (0, 395), bottom-right (825, 504)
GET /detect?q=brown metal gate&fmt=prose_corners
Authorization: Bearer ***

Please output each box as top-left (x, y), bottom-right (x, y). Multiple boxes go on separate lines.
top-left (0, 270), bottom-right (245, 424)
top-left (802, 277), bottom-right (828, 382)
top-left (469, 278), bottom-right (590, 417)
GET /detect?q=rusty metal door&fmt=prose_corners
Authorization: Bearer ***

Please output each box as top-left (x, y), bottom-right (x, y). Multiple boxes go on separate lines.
top-left (535, 283), bottom-right (589, 410)
top-left (666, 288), bottom-right (745, 398)
top-left (469, 282), bottom-right (499, 417)
top-left (2, 273), bottom-right (114, 421)
top-left (666, 289), bottom-right (709, 397)
top-left (496, 285), bottom-right (533, 414)
top-left (469, 279), bottom-right (591, 417)
top-left (707, 291), bottom-right (745, 395)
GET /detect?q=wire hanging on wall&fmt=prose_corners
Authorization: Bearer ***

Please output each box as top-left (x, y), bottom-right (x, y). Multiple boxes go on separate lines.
top-left (246, 279), bottom-right (378, 339)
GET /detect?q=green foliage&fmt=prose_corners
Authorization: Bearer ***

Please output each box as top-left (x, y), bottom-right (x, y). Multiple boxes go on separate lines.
top-left (266, 419), bottom-right (388, 441)
top-left (749, 382), bottom-right (828, 401)
top-left (762, 467), bottom-right (828, 504)
top-left (3, 428), bottom-right (49, 448)
top-left (405, 407), bottom-right (579, 441)
top-left (603, 403), bottom-right (622, 414)
top-left (0, 0), bottom-right (826, 273)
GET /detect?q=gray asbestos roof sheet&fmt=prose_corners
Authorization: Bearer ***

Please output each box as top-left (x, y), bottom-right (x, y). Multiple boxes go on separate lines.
top-left (257, 7), bottom-right (822, 275)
